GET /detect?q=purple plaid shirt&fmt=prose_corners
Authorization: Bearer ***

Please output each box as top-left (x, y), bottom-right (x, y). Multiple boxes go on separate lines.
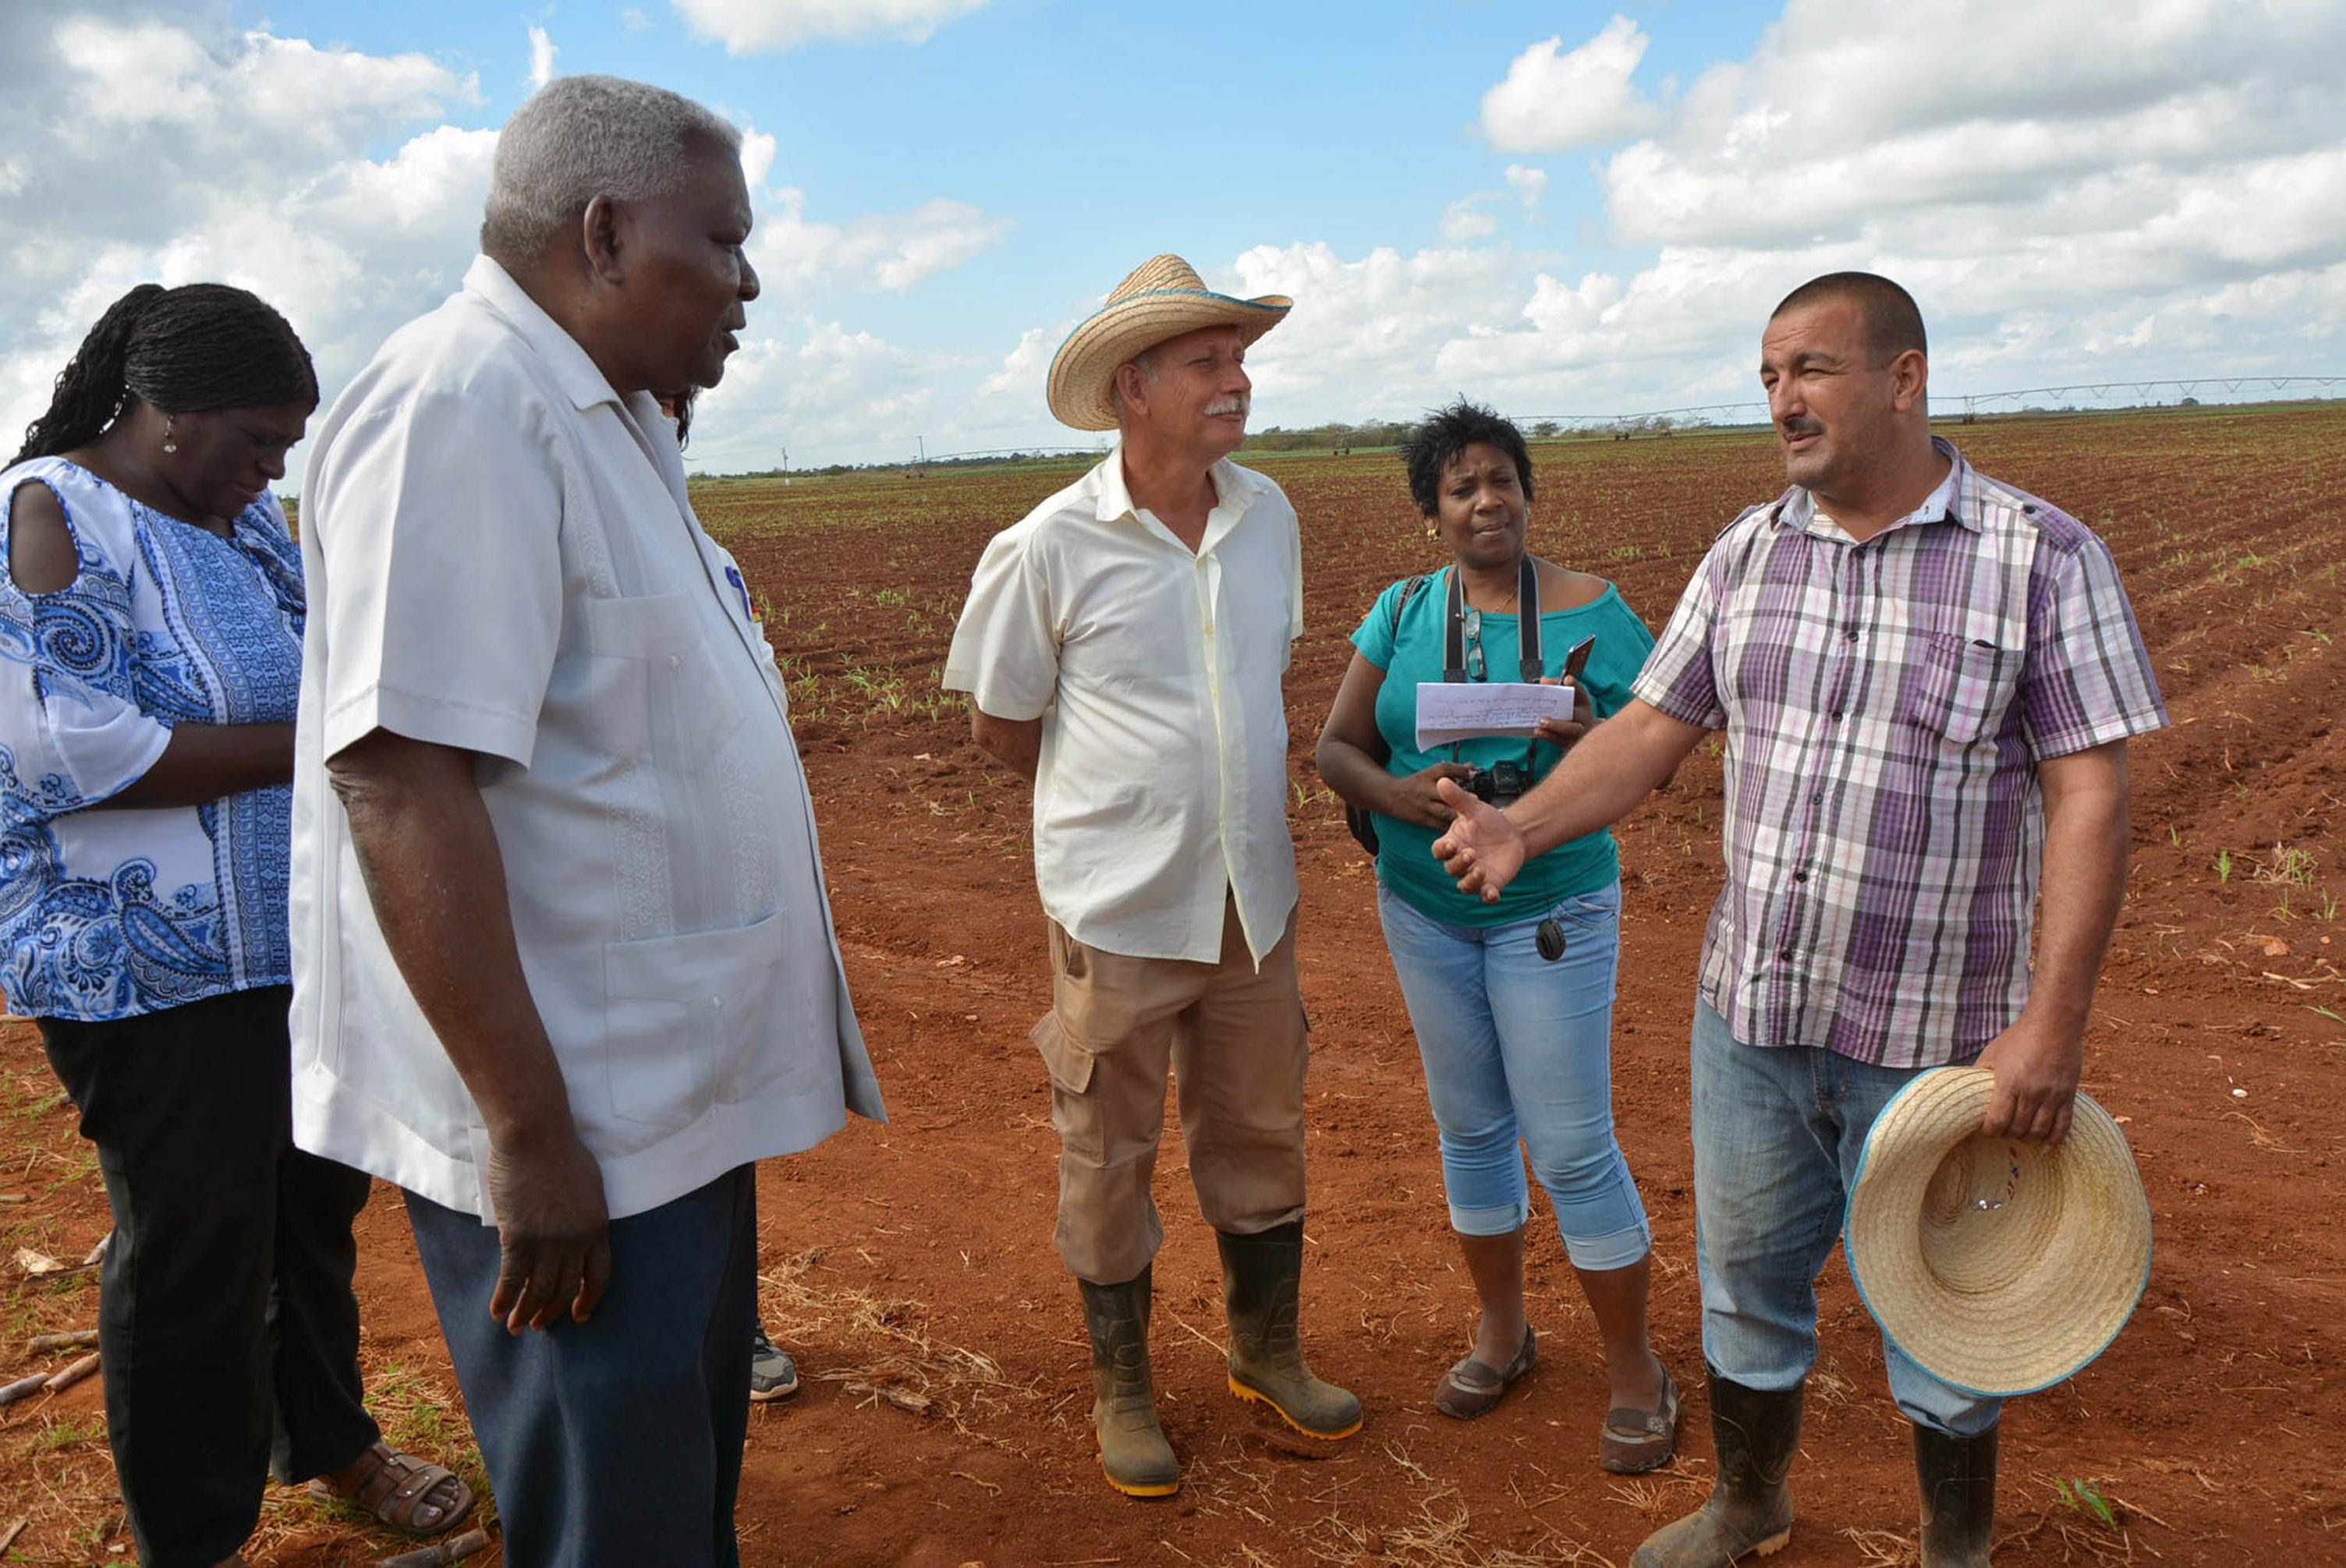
top-left (1634, 440), bottom-right (2167, 1067)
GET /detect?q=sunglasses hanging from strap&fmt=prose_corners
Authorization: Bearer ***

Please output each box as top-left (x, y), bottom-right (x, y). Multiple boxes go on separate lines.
top-left (1443, 557), bottom-right (1543, 683)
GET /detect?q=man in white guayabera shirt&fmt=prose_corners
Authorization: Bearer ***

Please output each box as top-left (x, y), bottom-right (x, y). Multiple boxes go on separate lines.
top-left (944, 254), bottom-right (1359, 1499)
top-left (289, 76), bottom-right (882, 1568)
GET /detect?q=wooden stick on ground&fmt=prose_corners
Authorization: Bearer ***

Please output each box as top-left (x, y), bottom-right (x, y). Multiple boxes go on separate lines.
top-left (374, 1526), bottom-right (491, 1567)
top-left (0, 1372), bottom-right (51, 1407)
top-left (0, 1517), bottom-right (27, 1555)
top-left (43, 1351), bottom-right (99, 1393)
top-left (27, 1329), bottom-right (100, 1355)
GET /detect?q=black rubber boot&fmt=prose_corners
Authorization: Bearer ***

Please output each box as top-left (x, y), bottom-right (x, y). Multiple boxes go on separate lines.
top-left (1077, 1268), bottom-right (1180, 1497)
top-left (1216, 1221), bottom-right (1363, 1439)
top-left (1915, 1421), bottom-right (1997, 1566)
top-left (1631, 1369), bottom-right (1802, 1567)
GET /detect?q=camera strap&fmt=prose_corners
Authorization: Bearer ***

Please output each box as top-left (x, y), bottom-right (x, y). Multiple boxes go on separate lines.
top-left (1442, 557), bottom-right (1543, 683)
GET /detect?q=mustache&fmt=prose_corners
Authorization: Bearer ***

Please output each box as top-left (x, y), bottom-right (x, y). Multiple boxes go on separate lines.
top-left (1780, 416), bottom-right (1823, 437)
top-left (1204, 395), bottom-right (1250, 417)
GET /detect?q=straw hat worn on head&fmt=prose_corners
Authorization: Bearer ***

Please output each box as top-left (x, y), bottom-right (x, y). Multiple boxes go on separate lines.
top-left (1045, 254), bottom-right (1291, 432)
top-left (1846, 1066), bottom-right (2152, 1397)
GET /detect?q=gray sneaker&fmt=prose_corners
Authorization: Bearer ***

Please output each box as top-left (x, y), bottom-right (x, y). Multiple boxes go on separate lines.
top-left (750, 1325), bottom-right (799, 1402)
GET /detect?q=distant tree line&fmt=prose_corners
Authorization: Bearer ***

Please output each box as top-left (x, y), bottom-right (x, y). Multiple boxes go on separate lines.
top-left (1240, 420), bottom-right (1412, 454)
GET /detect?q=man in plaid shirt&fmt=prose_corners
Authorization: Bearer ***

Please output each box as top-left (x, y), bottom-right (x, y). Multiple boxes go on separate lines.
top-left (1433, 272), bottom-right (2164, 1568)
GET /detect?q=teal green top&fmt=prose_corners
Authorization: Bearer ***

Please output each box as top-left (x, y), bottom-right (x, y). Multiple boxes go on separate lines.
top-left (1351, 569), bottom-right (1656, 927)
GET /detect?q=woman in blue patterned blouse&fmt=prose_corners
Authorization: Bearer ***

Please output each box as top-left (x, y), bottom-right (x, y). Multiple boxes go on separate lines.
top-left (1, 285), bottom-right (473, 1568)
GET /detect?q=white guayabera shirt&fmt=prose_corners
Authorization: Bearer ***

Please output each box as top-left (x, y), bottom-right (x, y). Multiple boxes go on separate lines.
top-left (289, 256), bottom-right (884, 1223)
top-left (944, 451), bottom-right (1305, 966)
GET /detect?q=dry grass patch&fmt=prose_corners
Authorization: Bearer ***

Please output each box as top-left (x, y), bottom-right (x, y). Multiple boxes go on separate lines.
top-left (757, 1245), bottom-right (1041, 1442)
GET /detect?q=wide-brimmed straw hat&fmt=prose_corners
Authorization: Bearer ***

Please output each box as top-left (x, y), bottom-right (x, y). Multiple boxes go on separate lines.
top-left (1045, 254), bottom-right (1291, 432)
top-left (1846, 1066), bottom-right (2152, 1397)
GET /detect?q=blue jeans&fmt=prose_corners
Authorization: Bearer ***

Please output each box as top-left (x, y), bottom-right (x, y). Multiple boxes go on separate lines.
top-left (406, 1166), bottom-right (758, 1568)
top-left (1690, 999), bottom-right (2001, 1436)
top-left (1377, 880), bottom-right (1650, 1270)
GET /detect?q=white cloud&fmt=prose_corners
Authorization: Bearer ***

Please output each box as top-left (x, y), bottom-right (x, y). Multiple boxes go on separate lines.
top-left (1480, 16), bottom-right (1660, 153)
top-left (0, 17), bottom-right (490, 478)
top-left (1504, 164), bottom-right (1548, 217)
top-left (1596, 0), bottom-right (2346, 250)
top-left (746, 188), bottom-right (1012, 300)
top-left (686, 317), bottom-right (952, 469)
top-left (0, 9), bottom-right (1030, 474)
top-left (622, 7), bottom-right (652, 30)
top-left (527, 24), bottom-right (558, 88)
top-left (1440, 196), bottom-right (1499, 245)
top-left (672, 0), bottom-right (990, 54)
top-left (1291, 0), bottom-right (2346, 433)
top-left (1216, 242), bottom-right (1534, 417)
top-left (737, 128), bottom-right (778, 192)
top-left (976, 321), bottom-right (1064, 403)
top-left (50, 19), bottom-right (474, 157)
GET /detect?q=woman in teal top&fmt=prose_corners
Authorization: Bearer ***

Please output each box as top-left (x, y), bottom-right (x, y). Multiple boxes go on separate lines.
top-left (1317, 402), bottom-right (1676, 1471)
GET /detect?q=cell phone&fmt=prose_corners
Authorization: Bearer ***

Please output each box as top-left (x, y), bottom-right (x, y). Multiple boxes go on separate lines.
top-left (1561, 635), bottom-right (1596, 685)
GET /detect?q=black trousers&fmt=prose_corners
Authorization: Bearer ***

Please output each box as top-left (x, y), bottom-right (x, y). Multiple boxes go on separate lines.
top-left (406, 1166), bottom-right (758, 1568)
top-left (41, 985), bottom-right (381, 1568)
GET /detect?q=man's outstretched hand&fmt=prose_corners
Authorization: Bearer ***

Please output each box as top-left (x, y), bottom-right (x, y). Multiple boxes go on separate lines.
top-left (1430, 777), bottom-right (1527, 903)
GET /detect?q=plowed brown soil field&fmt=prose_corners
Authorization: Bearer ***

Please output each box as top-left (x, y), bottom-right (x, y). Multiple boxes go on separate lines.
top-left (5, 405), bottom-right (2341, 1566)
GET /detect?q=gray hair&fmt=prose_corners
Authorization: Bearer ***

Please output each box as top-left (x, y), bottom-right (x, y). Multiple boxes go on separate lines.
top-left (481, 75), bottom-right (742, 264)
top-left (1110, 345), bottom-right (1163, 422)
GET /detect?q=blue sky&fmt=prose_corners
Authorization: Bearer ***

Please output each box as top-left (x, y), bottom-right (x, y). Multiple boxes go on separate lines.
top-left (4, 2), bottom-right (2341, 473)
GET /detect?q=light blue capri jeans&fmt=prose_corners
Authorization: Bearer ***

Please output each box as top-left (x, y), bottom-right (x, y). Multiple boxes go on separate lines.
top-left (1376, 880), bottom-right (1651, 1271)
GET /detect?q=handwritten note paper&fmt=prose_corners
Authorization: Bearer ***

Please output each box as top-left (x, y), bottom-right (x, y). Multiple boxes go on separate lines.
top-left (1415, 683), bottom-right (1578, 751)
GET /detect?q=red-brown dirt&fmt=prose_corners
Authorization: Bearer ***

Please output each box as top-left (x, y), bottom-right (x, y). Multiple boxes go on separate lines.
top-left (4, 405), bottom-right (2341, 1566)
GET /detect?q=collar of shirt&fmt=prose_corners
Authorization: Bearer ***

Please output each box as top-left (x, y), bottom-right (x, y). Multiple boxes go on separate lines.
top-left (1777, 436), bottom-right (1976, 541)
top-left (462, 254), bottom-right (694, 511)
top-left (462, 255), bottom-right (643, 418)
top-left (1091, 444), bottom-right (1257, 554)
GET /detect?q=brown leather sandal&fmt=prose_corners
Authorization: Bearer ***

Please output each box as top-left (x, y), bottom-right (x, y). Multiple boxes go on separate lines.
top-left (1433, 1324), bottom-right (1538, 1419)
top-left (308, 1442), bottom-right (477, 1536)
top-left (1598, 1363), bottom-right (1681, 1474)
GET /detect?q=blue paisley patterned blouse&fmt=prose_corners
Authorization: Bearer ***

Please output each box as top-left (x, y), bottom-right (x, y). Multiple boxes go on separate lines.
top-left (0, 457), bottom-right (304, 1021)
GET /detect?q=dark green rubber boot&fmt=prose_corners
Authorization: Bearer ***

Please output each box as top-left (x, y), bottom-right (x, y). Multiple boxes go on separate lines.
top-left (1077, 1269), bottom-right (1180, 1498)
top-left (1216, 1221), bottom-right (1363, 1440)
top-left (1915, 1421), bottom-right (1997, 1566)
top-left (1631, 1370), bottom-right (1802, 1566)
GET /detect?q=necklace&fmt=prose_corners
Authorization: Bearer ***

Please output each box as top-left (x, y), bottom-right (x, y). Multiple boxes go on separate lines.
top-left (1466, 565), bottom-right (1522, 614)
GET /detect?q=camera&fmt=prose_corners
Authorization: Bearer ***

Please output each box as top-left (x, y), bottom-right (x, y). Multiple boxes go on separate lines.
top-left (1461, 759), bottom-right (1534, 804)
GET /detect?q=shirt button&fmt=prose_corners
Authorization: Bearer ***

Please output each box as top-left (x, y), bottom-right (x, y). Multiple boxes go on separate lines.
top-left (1203, 620), bottom-right (1215, 636)
top-left (711, 996), bottom-right (725, 1011)
top-left (667, 655), bottom-right (682, 669)
top-left (1810, 791), bottom-right (1824, 804)
top-left (1793, 869), bottom-right (1809, 883)
top-left (1830, 708), bottom-right (1845, 720)
top-left (1845, 628), bottom-right (1859, 642)
top-left (1777, 947), bottom-right (1794, 961)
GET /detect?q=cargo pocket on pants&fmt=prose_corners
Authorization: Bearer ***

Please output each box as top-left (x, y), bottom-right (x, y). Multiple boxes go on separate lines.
top-left (1030, 1012), bottom-right (1104, 1163)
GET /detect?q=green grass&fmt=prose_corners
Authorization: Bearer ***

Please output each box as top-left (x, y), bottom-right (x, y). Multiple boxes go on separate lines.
top-left (2054, 1477), bottom-right (2118, 1529)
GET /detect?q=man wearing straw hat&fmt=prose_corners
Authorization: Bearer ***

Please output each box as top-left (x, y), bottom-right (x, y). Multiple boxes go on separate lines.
top-left (944, 255), bottom-right (1359, 1497)
top-left (1430, 272), bottom-right (2166, 1566)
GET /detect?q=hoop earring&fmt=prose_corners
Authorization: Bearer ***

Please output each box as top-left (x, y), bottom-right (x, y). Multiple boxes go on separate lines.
top-left (161, 416), bottom-right (177, 455)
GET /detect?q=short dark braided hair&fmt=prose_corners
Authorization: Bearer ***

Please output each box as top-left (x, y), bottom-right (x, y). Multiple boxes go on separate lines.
top-left (1401, 399), bottom-right (1535, 518)
top-left (15, 283), bottom-right (317, 464)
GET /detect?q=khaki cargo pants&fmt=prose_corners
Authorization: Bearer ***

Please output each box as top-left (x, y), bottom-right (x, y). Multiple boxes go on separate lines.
top-left (1030, 894), bottom-right (1309, 1285)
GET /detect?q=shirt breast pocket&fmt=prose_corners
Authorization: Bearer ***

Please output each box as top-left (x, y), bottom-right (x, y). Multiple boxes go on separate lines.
top-left (575, 591), bottom-right (745, 769)
top-left (1899, 632), bottom-right (2021, 746)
